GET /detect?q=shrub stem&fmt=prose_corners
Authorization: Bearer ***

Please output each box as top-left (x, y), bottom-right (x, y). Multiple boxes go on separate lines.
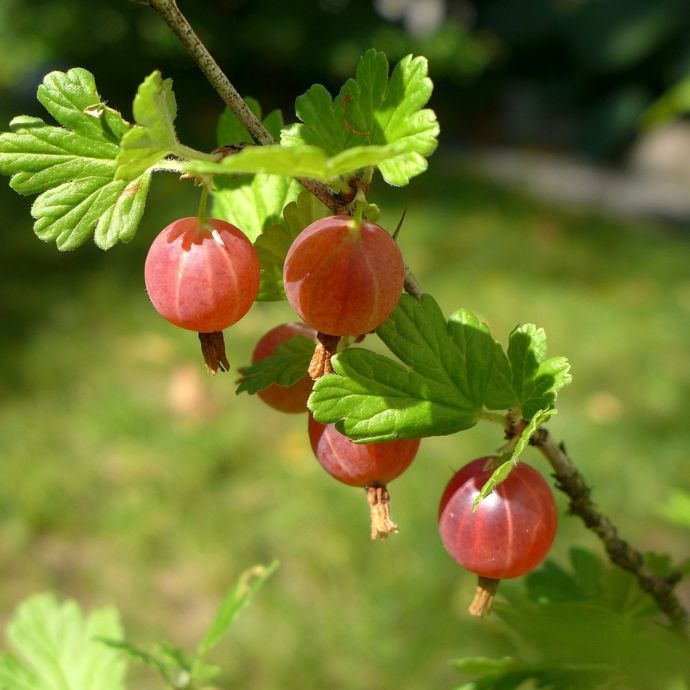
top-left (530, 426), bottom-right (688, 630)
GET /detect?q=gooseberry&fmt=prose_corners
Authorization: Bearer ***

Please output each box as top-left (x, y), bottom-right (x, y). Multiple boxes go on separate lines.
top-left (145, 216), bottom-right (260, 333)
top-left (308, 415), bottom-right (420, 539)
top-left (283, 215), bottom-right (404, 336)
top-left (252, 322), bottom-right (316, 413)
top-left (438, 456), bottom-right (557, 615)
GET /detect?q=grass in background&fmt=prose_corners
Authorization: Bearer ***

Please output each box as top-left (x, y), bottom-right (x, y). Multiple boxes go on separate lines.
top-left (0, 159), bottom-right (689, 689)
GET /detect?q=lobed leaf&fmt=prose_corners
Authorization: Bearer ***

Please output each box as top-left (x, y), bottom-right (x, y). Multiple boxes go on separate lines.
top-left (213, 173), bottom-right (300, 242)
top-left (0, 115), bottom-right (118, 195)
top-left (37, 68), bottom-right (129, 142)
top-left (525, 548), bottom-right (605, 604)
top-left (0, 593), bottom-right (126, 690)
top-left (456, 554), bottom-right (690, 690)
top-left (213, 97), bottom-right (295, 241)
top-left (487, 326), bottom-right (571, 418)
top-left (30, 173), bottom-right (151, 250)
top-left (309, 295), bottom-right (571, 442)
top-left (115, 70), bottom-right (179, 180)
top-left (309, 295), bottom-right (497, 441)
top-left (281, 49), bottom-right (439, 186)
top-left (492, 595), bottom-right (690, 688)
top-left (0, 67), bottom-right (153, 249)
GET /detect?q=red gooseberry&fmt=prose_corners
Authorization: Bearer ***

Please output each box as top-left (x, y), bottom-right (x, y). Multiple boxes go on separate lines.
top-left (438, 456), bottom-right (558, 615)
top-left (145, 216), bottom-right (260, 333)
top-left (309, 415), bottom-right (420, 539)
top-left (283, 215), bottom-right (404, 336)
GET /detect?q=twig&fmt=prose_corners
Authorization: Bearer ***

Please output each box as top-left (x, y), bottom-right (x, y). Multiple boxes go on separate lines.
top-left (146, 0), bottom-right (272, 144)
top-left (531, 426), bottom-right (688, 630)
top-left (143, 0), bottom-right (350, 214)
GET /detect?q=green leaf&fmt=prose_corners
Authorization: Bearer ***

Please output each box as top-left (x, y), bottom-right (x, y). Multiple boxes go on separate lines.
top-left (115, 70), bottom-right (179, 180)
top-left (29, 172), bottom-right (151, 250)
top-left (453, 656), bottom-right (533, 690)
top-left (525, 548), bottom-right (605, 604)
top-left (309, 295), bottom-right (570, 442)
top-left (101, 562), bottom-right (278, 690)
top-left (38, 69), bottom-right (130, 142)
top-left (452, 655), bottom-right (609, 690)
top-left (492, 594), bottom-right (690, 689)
top-left (282, 49), bottom-right (439, 186)
top-left (308, 294), bottom-right (570, 438)
top-left (473, 409), bottom-right (554, 507)
top-left (213, 97), bottom-right (295, 242)
top-left (487, 325), bottom-right (571, 419)
top-left (236, 337), bottom-right (314, 394)
top-left (0, 67), bottom-right (151, 249)
top-left (213, 173), bottom-right (300, 243)
top-left (0, 593), bottom-right (126, 690)
top-left (197, 560), bottom-right (278, 657)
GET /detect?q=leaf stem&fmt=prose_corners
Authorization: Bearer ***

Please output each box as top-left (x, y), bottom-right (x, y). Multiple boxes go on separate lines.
top-left (529, 426), bottom-right (688, 630)
top-left (468, 576), bottom-right (499, 617)
top-left (478, 409), bottom-right (508, 426)
top-left (367, 485), bottom-right (399, 539)
top-left (174, 143), bottom-right (217, 162)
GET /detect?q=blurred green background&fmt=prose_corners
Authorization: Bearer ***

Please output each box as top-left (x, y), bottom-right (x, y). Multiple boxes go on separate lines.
top-left (1, 1), bottom-right (690, 689)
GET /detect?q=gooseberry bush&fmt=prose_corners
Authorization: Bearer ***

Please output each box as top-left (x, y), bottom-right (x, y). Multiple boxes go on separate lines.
top-left (0, 1), bottom-right (688, 688)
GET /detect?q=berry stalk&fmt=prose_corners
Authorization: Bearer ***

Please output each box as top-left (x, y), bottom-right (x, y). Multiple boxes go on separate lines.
top-left (367, 486), bottom-right (399, 540)
top-left (468, 577), bottom-right (500, 617)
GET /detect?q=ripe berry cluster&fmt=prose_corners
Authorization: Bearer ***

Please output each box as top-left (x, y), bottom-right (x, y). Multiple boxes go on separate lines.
top-left (144, 210), bottom-right (558, 615)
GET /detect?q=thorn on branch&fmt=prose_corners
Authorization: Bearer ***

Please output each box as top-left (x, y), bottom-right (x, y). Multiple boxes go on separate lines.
top-left (392, 207), bottom-right (407, 240)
